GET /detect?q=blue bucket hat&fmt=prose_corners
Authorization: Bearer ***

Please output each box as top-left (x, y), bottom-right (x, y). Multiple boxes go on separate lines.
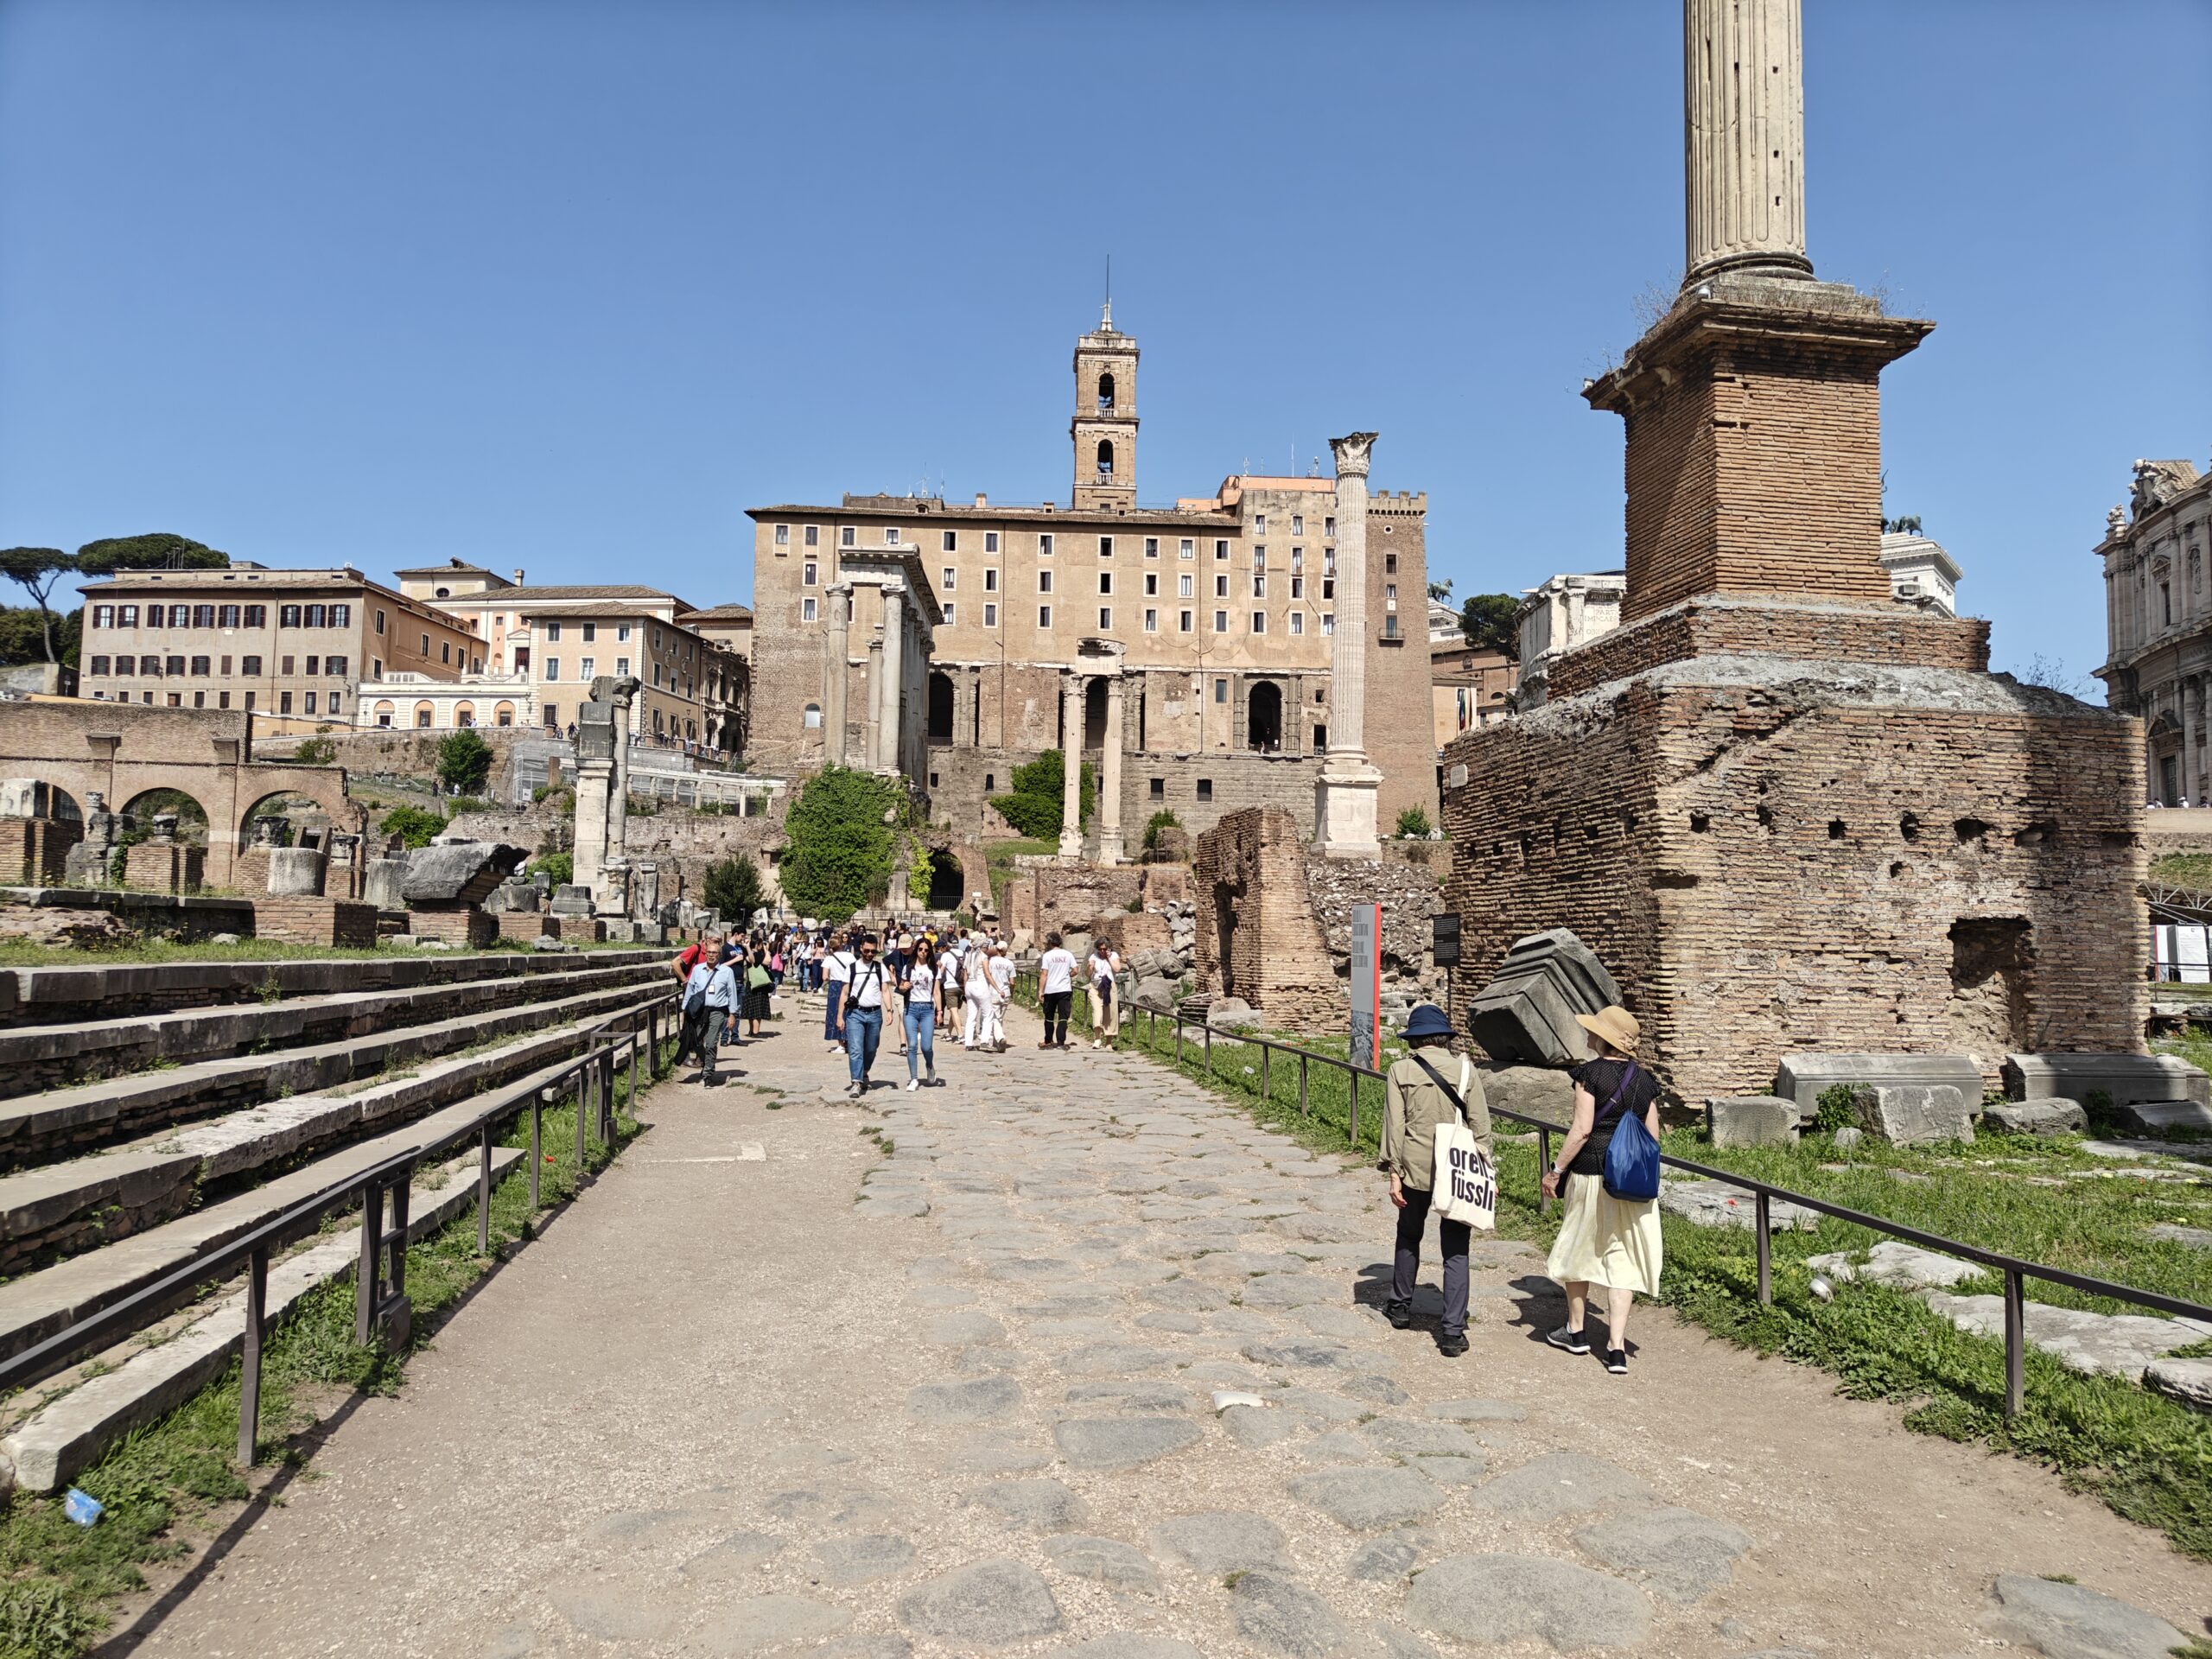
top-left (1401, 1003), bottom-right (1453, 1041)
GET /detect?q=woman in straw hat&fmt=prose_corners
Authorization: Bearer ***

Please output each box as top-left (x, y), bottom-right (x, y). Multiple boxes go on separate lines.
top-left (1540, 1004), bottom-right (1662, 1375)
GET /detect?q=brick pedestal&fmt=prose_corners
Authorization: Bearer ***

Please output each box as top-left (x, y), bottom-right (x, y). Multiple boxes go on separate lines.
top-left (124, 842), bottom-right (205, 895)
top-left (407, 906), bottom-right (499, 947)
top-left (498, 911), bottom-right (553, 944)
top-left (255, 897), bottom-right (378, 947)
top-left (0, 818), bottom-right (81, 885)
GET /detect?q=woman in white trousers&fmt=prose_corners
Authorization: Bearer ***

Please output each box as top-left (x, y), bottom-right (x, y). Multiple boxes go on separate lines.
top-left (963, 944), bottom-right (995, 1049)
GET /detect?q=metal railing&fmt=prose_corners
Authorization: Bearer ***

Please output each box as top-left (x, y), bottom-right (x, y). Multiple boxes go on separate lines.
top-left (1019, 973), bottom-right (2212, 1419)
top-left (0, 990), bottom-right (679, 1468)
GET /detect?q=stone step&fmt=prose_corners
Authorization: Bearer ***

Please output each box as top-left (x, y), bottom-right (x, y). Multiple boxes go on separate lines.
top-left (0, 1041), bottom-right (620, 1370)
top-left (0, 957), bottom-right (670, 1100)
top-left (0, 944), bottom-right (667, 1027)
top-left (0, 1144), bottom-right (525, 1495)
top-left (0, 986), bottom-right (661, 1280)
top-left (0, 968), bottom-right (667, 1171)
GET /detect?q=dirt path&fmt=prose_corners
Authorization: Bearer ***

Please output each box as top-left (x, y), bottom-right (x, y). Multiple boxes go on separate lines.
top-left (112, 999), bottom-right (2210, 1657)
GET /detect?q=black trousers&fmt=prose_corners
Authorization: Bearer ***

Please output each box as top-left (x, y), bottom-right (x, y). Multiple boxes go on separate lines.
top-left (677, 1004), bottom-right (712, 1069)
top-left (1041, 989), bottom-right (1072, 1045)
top-left (1391, 1185), bottom-right (1471, 1337)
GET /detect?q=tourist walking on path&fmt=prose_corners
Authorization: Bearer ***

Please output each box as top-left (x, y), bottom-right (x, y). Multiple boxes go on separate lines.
top-left (1037, 932), bottom-right (1077, 1048)
top-left (696, 947), bottom-right (740, 1087)
top-left (960, 935), bottom-right (992, 1049)
top-left (716, 938), bottom-right (746, 1052)
top-left (985, 943), bottom-right (1014, 1051)
top-left (1541, 1004), bottom-right (1663, 1375)
top-left (885, 931), bottom-right (911, 1057)
top-left (900, 938), bottom-right (941, 1090)
top-left (741, 945), bottom-right (774, 1039)
top-left (676, 934), bottom-right (722, 1074)
top-left (823, 930), bottom-right (855, 1052)
top-left (1086, 942), bottom-right (1122, 1048)
top-left (836, 934), bottom-right (890, 1097)
top-left (1379, 1003), bottom-right (1490, 1357)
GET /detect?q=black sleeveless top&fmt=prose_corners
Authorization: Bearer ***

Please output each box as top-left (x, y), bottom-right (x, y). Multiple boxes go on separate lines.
top-left (1567, 1058), bottom-right (1661, 1175)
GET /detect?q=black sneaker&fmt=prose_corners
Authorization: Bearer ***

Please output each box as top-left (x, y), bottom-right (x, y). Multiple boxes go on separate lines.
top-left (1603, 1348), bottom-right (1629, 1375)
top-left (1546, 1325), bottom-right (1591, 1356)
top-left (1383, 1300), bottom-right (1415, 1331)
top-left (1437, 1331), bottom-right (1469, 1358)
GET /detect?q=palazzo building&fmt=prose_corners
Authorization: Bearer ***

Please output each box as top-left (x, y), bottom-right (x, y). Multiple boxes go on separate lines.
top-left (747, 309), bottom-right (1436, 841)
top-left (2095, 455), bottom-right (2212, 804)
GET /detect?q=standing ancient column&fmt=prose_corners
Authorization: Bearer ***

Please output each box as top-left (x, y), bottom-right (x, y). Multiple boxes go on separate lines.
top-left (1059, 671), bottom-right (1086, 860)
top-left (1683, 0), bottom-right (1811, 285)
top-left (2186, 679), bottom-right (2200, 805)
top-left (823, 583), bottom-right (851, 767)
top-left (876, 582), bottom-right (906, 773)
top-left (1097, 670), bottom-right (1126, 863)
top-left (1315, 432), bottom-right (1382, 858)
top-left (606, 678), bottom-right (634, 866)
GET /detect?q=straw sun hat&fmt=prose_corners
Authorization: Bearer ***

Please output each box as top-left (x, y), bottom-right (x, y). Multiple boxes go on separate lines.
top-left (1573, 1005), bottom-right (1641, 1055)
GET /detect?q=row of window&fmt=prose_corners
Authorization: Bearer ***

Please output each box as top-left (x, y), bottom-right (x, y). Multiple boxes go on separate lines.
top-left (90, 601), bottom-right (358, 630)
top-left (85, 653), bottom-right (351, 679)
top-left (87, 688), bottom-right (340, 715)
top-left (773, 523), bottom-right (1337, 554)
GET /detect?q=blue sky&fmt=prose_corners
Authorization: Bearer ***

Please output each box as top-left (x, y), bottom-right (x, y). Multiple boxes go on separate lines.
top-left (2, 1), bottom-right (2205, 692)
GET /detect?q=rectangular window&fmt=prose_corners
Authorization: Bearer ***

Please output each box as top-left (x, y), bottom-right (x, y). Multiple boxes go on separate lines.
top-left (1291, 513), bottom-right (1304, 535)
top-left (582, 621), bottom-right (596, 642)
top-left (218, 691), bottom-right (230, 709)
top-left (1253, 575), bottom-right (1266, 598)
top-left (327, 656), bottom-right (347, 677)
top-left (330, 602), bottom-right (350, 626)
top-left (942, 530), bottom-right (957, 552)
top-left (1384, 583), bottom-right (1396, 602)
top-left (328, 691), bottom-right (341, 714)
top-left (244, 690), bottom-right (256, 709)
top-left (92, 605), bottom-right (115, 628)
top-left (1251, 612), bottom-right (1266, 633)
top-left (580, 656), bottom-right (595, 680)
top-left (242, 654), bottom-right (262, 675)
top-left (982, 602), bottom-right (998, 626)
top-left (1253, 513), bottom-right (1267, 533)
top-left (371, 658), bottom-right (381, 677)
top-left (1179, 574), bottom-right (1193, 597)
top-left (543, 704), bottom-right (560, 728)
top-left (303, 690), bottom-right (317, 715)
top-left (804, 524), bottom-right (819, 547)
top-left (304, 654), bottom-right (320, 675)
top-left (218, 603), bottom-right (240, 627)
top-left (1322, 613), bottom-right (1335, 635)
top-left (837, 525), bottom-right (855, 548)
top-left (615, 656), bottom-right (630, 677)
top-left (1291, 575), bottom-right (1304, 599)
top-left (546, 658), bottom-right (560, 680)
top-left (141, 655), bottom-right (160, 674)
top-left (1039, 533), bottom-right (1054, 556)
top-left (1179, 610), bottom-right (1193, 632)
top-left (774, 524), bottom-right (790, 545)
top-left (983, 568), bottom-right (999, 592)
top-left (1149, 778), bottom-right (1164, 800)
top-left (280, 654), bottom-right (295, 675)
top-left (1254, 545), bottom-right (1266, 570)
top-left (1325, 516), bottom-right (1335, 537)
top-left (1097, 607), bottom-right (1111, 629)
top-left (1290, 613), bottom-right (1304, 635)
top-left (802, 597), bottom-right (817, 622)
top-left (943, 603), bottom-right (957, 626)
top-left (1214, 610), bottom-right (1229, 633)
top-left (1098, 572), bottom-right (1112, 595)
top-left (119, 604), bottom-right (139, 626)
top-left (1214, 678), bottom-right (1228, 703)
top-left (371, 607), bottom-right (382, 633)
top-left (115, 658), bottom-right (135, 677)
top-left (192, 604), bottom-right (214, 627)
top-left (1180, 538), bottom-right (1194, 559)
top-left (618, 623), bottom-right (631, 641)
top-left (942, 567), bottom-right (957, 590)
top-left (1216, 575), bottom-right (1229, 598)
top-left (1039, 570), bottom-right (1053, 594)
top-left (1098, 536), bottom-right (1113, 558)
top-left (192, 690), bottom-right (205, 708)
top-left (884, 525), bottom-right (899, 544)
top-left (1383, 615), bottom-right (1400, 639)
top-left (1197, 778), bottom-right (1213, 803)
top-left (280, 604), bottom-right (302, 627)
top-left (89, 654), bottom-right (110, 675)
top-left (189, 653), bottom-right (211, 675)
top-left (547, 621), bottom-right (562, 640)
top-left (1143, 608), bottom-right (1158, 632)
top-left (1144, 537), bottom-right (1159, 558)
top-left (279, 690), bottom-right (294, 714)
top-left (1323, 577), bottom-right (1336, 600)
top-left (304, 603), bottom-right (326, 627)
top-left (441, 641), bottom-right (451, 663)
top-left (1144, 573), bottom-right (1158, 595)
top-left (1215, 540), bottom-right (1230, 560)
top-left (1038, 605), bottom-right (1052, 627)
top-left (1386, 553), bottom-right (1398, 575)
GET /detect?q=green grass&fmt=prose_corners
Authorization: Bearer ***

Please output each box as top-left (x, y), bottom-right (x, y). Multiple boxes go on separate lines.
top-left (0, 937), bottom-right (664, 969)
top-left (2151, 852), bottom-right (2212, 889)
top-left (1103, 1007), bottom-right (2212, 1562)
top-left (0, 1039), bottom-right (675, 1657)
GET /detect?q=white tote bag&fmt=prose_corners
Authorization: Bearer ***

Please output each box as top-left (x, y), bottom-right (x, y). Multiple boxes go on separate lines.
top-left (1427, 1057), bottom-right (1498, 1230)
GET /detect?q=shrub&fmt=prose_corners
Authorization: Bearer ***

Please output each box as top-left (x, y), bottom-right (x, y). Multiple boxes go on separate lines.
top-left (990, 750), bottom-right (1093, 840)
top-left (1812, 1083), bottom-right (1860, 1135)
top-left (781, 766), bottom-right (903, 922)
top-left (527, 851), bottom-right (573, 887)
top-left (378, 804), bottom-right (447, 849)
top-left (435, 728), bottom-right (493, 795)
top-left (907, 845), bottom-right (935, 904)
top-left (446, 796), bottom-right (493, 817)
top-left (1142, 808), bottom-right (1179, 853)
top-left (704, 852), bottom-right (766, 921)
top-left (294, 736), bottom-right (338, 766)
top-left (694, 799), bottom-right (731, 816)
top-left (1395, 805), bottom-right (1433, 838)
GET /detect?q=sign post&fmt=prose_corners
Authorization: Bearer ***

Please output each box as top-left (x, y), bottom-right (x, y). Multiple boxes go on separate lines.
top-left (1349, 903), bottom-right (1382, 1069)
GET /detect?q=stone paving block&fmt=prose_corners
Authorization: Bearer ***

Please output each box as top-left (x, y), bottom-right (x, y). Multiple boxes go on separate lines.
top-left (1982, 1100), bottom-right (2088, 1136)
top-left (1984, 1573), bottom-right (2185, 1659)
top-left (1230, 1571), bottom-right (1353, 1658)
top-left (1288, 1466), bottom-right (1448, 1530)
top-left (897, 1558), bottom-right (1063, 1644)
top-left (1573, 1506), bottom-right (1752, 1603)
top-left (1052, 1416), bottom-right (1202, 1470)
top-left (679, 1530), bottom-right (785, 1580)
top-left (969, 1478), bottom-right (1088, 1531)
top-left (1921, 1292), bottom-right (2212, 1378)
top-left (1471, 1452), bottom-right (1650, 1520)
top-left (1658, 1180), bottom-right (1821, 1232)
top-left (1405, 1554), bottom-right (1651, 1650)
top-left (1706, 1095), bottom-right (1799, 1147)
top-left (1147, 1510), bottom-right (1292, 1575)
top-left (1064, 1381), bottom-right (1198, 1412)
top-left (1346, 1532), bottom-right (1427, 1582)
top-left (1040, 1535), bottom-right (1160, 1592)
top-left (1424, 1398), bottom-right (1528, 1421)
top-left (1804, 1241), bottom-right (1980, 1293)
top-left (695, 1593), bottom-right (856, 1655)
top-left (810, 1534), bottom-right (918, 1586)
top-left (2142, 1357), bottom-right (2212, 1413)
top-left (906, 1376), bottom-right (1022, 1424)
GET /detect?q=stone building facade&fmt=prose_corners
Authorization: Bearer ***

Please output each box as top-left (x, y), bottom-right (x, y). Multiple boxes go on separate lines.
top-left (2094, 454), bottom-right (2212, 805)
top-left (746, 310), bottom-right (1436, 836)
top-left (1515, 571), bottom-right (1624, 710)
top-left (1440, 0), bottom-right (2145, 1103)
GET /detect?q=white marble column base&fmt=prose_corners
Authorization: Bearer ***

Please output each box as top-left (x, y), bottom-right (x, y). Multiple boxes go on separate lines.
top-left (1314, 759), bottom-right (1382, 860)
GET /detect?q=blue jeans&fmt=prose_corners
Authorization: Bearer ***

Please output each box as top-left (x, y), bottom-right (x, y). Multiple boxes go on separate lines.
top-left (844, 1007), bottom-right (882, 1085)
top-left (825, 982), bottom-right (846, 1042)
top-left (905, 1001), bottom-right (936, 1081)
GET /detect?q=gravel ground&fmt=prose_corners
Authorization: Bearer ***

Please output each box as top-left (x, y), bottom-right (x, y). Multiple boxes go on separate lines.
top-left (110, 999), bottom-right (2211, 1658)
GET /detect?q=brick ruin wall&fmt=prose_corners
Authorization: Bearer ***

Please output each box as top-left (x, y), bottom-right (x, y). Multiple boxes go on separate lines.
top-left (1190, 807), bottom-right (1341, 1034)
top-left (1441, 668), bottom-right (2147, 1101)
top-left (445, 798), bottom-right (788, 907)
top-left (928, 744), bottom-right (1324, 847)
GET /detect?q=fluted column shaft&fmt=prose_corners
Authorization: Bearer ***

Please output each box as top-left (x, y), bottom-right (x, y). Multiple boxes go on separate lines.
top-left (1058, 672), bottom-right (1086, 859)
top-left (1328, 444), bottom-right (1372, 760)
top-left (823, 584), bottom-right (851, 767)
top-left (1684, 0), bottom-right (1809, 283)
top-left (1098, 674), bottom-right (1126, 863)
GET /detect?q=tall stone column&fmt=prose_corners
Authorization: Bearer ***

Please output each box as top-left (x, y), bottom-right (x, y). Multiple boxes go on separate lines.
top-left (1059, 671), bottom-right (1086, 860)
top-left (875, 582), bottom-right (906, 774)
top-left (2186, 679), bottom-right (2199, 805)
top-left (1097, 671), bottom-right (1126, 863)
top-left (823, 583), bottom-right (851, 767)
top-left (604, 677), bottom-right (638, 866)
top-left (1315, 431), bottom-right (1382, 858)
top-left (1683, 0), bottom-right (1810, 284)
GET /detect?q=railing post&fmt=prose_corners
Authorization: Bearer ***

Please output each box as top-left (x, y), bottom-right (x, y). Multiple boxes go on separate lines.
top-left (1349, 1071), bottom-right (1359, 1147)
top-left (356, 1179), bottom-right (383, 1344)
top-left (599, 1050), bottom-right (616, 1143)
top-left (388, 1169), bottom-right (411, 1300)
top-left (238, 1243), bottom-right (267, 1468)
top-left (575, 1067), bottom-right (588, 1170)
top-left (2004, 1268), bottom-right (2025, 1418)
top-left (1262, 1044), bottom-right (1270, 1103)
top-left (626, 1031), bottom-right (639, 1114)
top-left (1299, 1052), bottom-right (1309, 1117)
top-left (1537, 1128), bottom-right (1554, 1216)
top-left (1175, 1020), bottom-right (1183, 1065)
top-left (1204, 1026), bottom-right (1212, 1076)
top-left (1754, 1192), bottom-right (1771, 1306)
top-left (478, 1124), bottom-right (493, 1257)
top-left (531, 1090), bottom-right (545, 1209)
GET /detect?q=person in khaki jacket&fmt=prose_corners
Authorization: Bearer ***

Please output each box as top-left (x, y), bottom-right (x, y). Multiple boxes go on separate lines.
top-left (1378, 1003), bottom-right (1491, 1357)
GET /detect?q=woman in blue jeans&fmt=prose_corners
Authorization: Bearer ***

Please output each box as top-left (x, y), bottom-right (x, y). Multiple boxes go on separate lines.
top-left (900, 937), bottom-right (941, 1090)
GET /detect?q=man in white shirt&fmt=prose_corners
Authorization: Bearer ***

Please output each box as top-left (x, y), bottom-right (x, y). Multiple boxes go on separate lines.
top-left (1085, 943), bottom-right (1122, 1048)
top-left (679, 935), bottom-right (722, 1077)
top-left (823, 930), bottom-right (855, 1053)
top-left (836, 934), bottom-right (890, 1097)
top-left (1037, 932), bottom-right (1078, 1049)
top-left (695, 950), bottom-right (740, 1087)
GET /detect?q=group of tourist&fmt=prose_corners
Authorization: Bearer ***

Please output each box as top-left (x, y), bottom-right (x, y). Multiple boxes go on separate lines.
top-left (669, 926), bottom-right (786, 1086)
top-left (805, 921), bottom-right (1027, 1098)
top-left (1382, 1000), bottom-right (1662, 1374)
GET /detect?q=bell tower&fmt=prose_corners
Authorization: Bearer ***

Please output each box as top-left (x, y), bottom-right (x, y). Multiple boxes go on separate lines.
top-left (1071, 302), bottom-right (1138, 510)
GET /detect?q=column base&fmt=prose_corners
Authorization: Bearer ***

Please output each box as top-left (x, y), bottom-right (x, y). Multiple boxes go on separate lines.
top-left (1058, 828), bottom-right (1084, 861)
top-left (1314, 758), bottom-right (1382, 860)
top-left (1096, 831), bottom-right (1126, 865)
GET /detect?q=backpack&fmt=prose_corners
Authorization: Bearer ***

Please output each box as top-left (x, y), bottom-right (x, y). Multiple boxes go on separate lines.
top-left (1598, 1063), bottom-right (1662, 1203)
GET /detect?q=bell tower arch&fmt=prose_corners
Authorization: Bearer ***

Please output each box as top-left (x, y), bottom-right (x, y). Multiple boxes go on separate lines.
top-left (1071, 303), bottom-right (1139, 510)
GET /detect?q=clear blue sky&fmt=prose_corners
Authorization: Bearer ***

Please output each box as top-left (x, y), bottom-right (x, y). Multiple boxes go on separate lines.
top-left (3, 1), bottom-right (2205, 692)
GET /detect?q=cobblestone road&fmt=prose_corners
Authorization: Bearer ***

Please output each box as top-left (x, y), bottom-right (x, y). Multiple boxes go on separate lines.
top-left (124, 999), bottom-right (2208, 1658)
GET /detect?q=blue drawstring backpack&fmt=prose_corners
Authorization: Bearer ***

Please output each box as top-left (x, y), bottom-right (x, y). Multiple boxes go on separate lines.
top-left (1599, 1063), bottom-right (1662, 1203)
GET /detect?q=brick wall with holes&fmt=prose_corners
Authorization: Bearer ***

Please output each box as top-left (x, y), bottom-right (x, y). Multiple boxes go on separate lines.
top-left (254, 896), bottom-right (378, 947)
top-left (1190, 806), bottom-right (1341, 1033)
top-left (1441, 671), bottom-right (2146, 1102)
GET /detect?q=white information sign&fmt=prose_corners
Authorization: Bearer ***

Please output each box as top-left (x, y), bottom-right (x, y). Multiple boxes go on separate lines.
top-left (1349, 902), bottom-right (1382, 1069)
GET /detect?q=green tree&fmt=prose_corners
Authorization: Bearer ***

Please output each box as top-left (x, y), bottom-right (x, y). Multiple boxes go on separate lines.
top-left (294, 736), bottom-right (338, 766)
top-left (988, 749), bottom-right (1094, 840)
top-left (435, 728), bottom-right (494, 795)
top-left (1395, 805), bottom-right (1433, 838)
top-left (704, 851), bottom-right (766, 921)
top-left (527, 850), bottom-right (574, 886)
top-left (378, 804), bottom-right (448, 849)
top-left (0, 548), bottom-right (73, 663)
top-left (1459, 593), bottom-right (1521, 660)
top-left (0, 605), bottom-right (80, 669)
top-left (781, 766), bottom-right (903, 921)
top-left (74, 532), bottom-right (229, 574)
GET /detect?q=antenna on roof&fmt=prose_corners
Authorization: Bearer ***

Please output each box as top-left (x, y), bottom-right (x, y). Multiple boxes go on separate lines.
top-left (1102, 255), bottom-right (1112, 329)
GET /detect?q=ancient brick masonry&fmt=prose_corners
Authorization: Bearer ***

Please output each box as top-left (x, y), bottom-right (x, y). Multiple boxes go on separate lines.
top-left (1191, 807), bottom-right (1342, 1033)
top-left (1442, 655), bottom-right (2145, 1099)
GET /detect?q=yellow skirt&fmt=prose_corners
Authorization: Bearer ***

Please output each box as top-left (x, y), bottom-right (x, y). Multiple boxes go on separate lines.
top-left (1546, 1172), bottom-right (1663, 1298)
